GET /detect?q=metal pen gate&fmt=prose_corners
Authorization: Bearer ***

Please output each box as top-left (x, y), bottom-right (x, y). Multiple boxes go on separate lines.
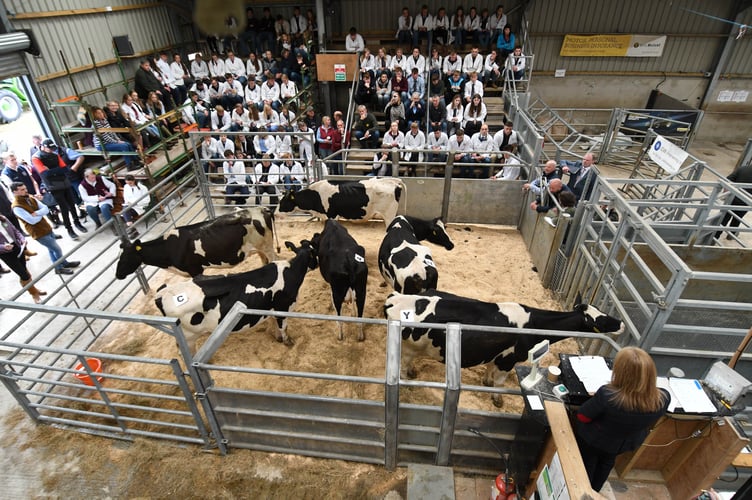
top-left (186, 306), bottom-right (620, 476)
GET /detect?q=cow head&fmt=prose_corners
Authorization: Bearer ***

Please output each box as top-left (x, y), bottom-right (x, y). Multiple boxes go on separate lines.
top-left (427, 218), bottom-right (454, 250)
top-left (285, 239), bottom-right (319, 270)
top-left (278, 190), bottom-right (297, 213)
top-left (574, 303), bottom-right (625, 335)
top-left (115, 240), bottom-right (144, 279)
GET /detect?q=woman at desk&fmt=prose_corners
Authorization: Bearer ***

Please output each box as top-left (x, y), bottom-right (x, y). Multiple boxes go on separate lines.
top-left (575, 347), bottom-right (670, 492)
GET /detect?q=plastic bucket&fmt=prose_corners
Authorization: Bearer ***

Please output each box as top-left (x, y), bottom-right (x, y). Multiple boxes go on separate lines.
top-left (73, 358), bottom-right (104, 386)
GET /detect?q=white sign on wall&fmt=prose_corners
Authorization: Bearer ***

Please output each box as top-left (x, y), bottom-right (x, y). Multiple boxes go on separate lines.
top-left (648, 135), bottom-right (689, 175)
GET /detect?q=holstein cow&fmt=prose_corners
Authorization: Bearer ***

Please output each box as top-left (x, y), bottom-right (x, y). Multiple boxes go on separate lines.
top-left (384, 290), bottom-right (624, 406)
top-left (278, 177), bottom-right (405, 226)
top-left (116, 207), bottom-right (276, 279)
top-left (154, 240), bottom-right (317, 353)
top-left (378, 216), bottom-right (455, 294)
top-left (311, 219), bottom-right (368, 341)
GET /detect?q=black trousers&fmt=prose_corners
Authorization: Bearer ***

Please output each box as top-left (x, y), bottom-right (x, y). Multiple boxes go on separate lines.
top-left (576, 436), bottom-right (616, 492)
top-left (51, 188), bottom-right (80, 229)
top-left (0, 244), bottom-right (31, 281)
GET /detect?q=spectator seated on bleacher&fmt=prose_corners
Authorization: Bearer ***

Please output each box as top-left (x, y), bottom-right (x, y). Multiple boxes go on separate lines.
top-left (496, 24), bottom-right (516, 60)
top-left (428, 94), bottom-right (447, 133)
top-left (490, 6), bottom-right (508, 46)
top-left (360, 48), bottom-right (376, 81)
top-left (145, 91), bottom-right (178, 141)
top-left (463, 71), bottom-right (483, 104)
top-left (279, 153), bottom-right (305, 192)
top-left (445, 93), bottom-right (464, 137)
top-left (372, 121), bottom-right (404, 177)
top-left (427, 126), bottom-right (449, 163)
top-left (428, 47), bottom-right (443, 75)
top-left (182, 91), bottom-right (210, 130)
top-left (447, 128), bottom-right (473, 177)
top-left (169, 53), bottom-right (191, 104)
top-left (433, 7), bottom-right (449, 46)
top-left (412, 5), bottom-right (433, 50)
top-left (405, 47), bottom-right (426, 75)
top-left (464, 7), bottom-right (481, 47)
top-left (477, 8), bottom-right (492, 50)
top-left (402, 121), bottom-right (426, 177)
top-left (390, 68), bottom-right (409, 106)
top-left (211, 105), bottom-right (232, 133)
top-left (220, 74), bottom-right (244, 110)
top-left (445, 70), bottom-right (464, 105)
top-left (121, 94), bottom-right (160, 149)
top-left (483, 50), bottom-right (502, 88)
top-left (246, 52), bottom-right (263, 84)
top-left (470, 123), bottom-right (495, 178)
top-left (106, 100), bottom-right (143, 153)
top-left (223, 150), bottom-right (249, 206)
top-left (505, 46), bottom-right (526, 82)
top-left (462, 94), bottom-right (486, 137)
top-left (375, 73), bottom-right (393, 110)
top-left (261, 77), bottom-right (282, 112)
top-left (354, 73), bottom-right (377, 108)
top-left (397, 8), bottom-right (413, 48)
top-left (375, 48), bottom-right (392, 79)
top-left (260, 50), bottom-right (278, 81)
top-left (384, 92), bottom-right (406, 133)
top-left (405, 68), bottom-right (426, 106)
top-left (442, 50), bottom-right (463, 80)
top-left (253, 154), bottom-right (280, 206)
top-left (258, 104), bottom-right (280, 132)
top-left (389, 48), bottom-right (407, 74)
top-left (345, 27), bottom-right (365, 53)
top-left (208, 53), bottom-right (226, 82)
top-left (353, 105), bottom-right (380, 149)
top-left (190, 53), bottom-right (210, 85)
top-left (91, 106), bottom-right (138, 171)
top-left (404, 92), bottom-right (425, 129)
top-left (450, 6), bottom-right (466, 47)
top-left (245, 79), bottom-right (262, 111)
top-left (279, 73), bottom-right (298, 110)
top-left (279, 104), bottom-right (297, 132)
top-left (230, 102), bottom-right (252, 132)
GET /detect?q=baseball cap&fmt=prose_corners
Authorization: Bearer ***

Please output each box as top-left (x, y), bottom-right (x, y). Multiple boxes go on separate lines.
top-left (41, 138), bottom-right (57, 149)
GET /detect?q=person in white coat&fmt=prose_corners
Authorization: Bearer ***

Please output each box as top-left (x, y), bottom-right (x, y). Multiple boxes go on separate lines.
top-left (120, 174), bottom-right (150, 237)
top-left (427, 126), bottom-right (449, 163)
top-left (253, 154), bottom-right (280, 205)
top-left (372, 121), bottom-right (404, 176)
top-left (345, 27), bottom-right (365, 53)
top-left (402, 121), bottom-right (426, 176)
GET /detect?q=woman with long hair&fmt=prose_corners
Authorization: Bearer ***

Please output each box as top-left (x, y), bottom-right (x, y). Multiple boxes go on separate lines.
top-left (575, 347), bottom-right (670, 491)
top-left (445, 93), bottom-right (464, 137)
top-left (462, 94), bottom-right (486, 137)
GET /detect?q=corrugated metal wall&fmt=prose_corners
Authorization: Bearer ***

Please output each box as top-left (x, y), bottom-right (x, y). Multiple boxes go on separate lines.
top-left (527, 0), bottom-right (751, 77)
top-left (6, 0), bottom-right (183, 118)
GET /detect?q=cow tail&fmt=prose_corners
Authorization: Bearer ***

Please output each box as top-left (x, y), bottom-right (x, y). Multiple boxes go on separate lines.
top-left (270, 210), bottom-right (281, 254)
top-left (396, 179), bottom-right (407, 212)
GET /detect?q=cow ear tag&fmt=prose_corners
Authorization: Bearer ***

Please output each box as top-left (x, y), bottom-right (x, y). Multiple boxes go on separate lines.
top-left (354, 254), bottom-right (365, 263)
top-left (135, 245), bottom-right (142, 251)
top-left (400, 309), bottom-right (415, 322)
top-left (172, 293), bottom-right (188, 307)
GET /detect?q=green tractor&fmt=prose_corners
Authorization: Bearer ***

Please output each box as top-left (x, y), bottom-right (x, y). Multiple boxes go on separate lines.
top-left (0, 77), bottom-right (26, 124)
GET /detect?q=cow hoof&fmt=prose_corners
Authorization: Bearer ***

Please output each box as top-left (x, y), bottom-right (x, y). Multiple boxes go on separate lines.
top-left (357, 334), bottom-right (365, 342)
top-left (492, 396), bottom-right (504, 408)
top-left (379, 282), bottom-right (387, 288)
top-left (406, 369), bottom-right (417, 379)
top-left (482, 378), bottom-right (494, 387)
top-left (337, 333), bottom-right (344, 341)
top-left (281, 337), bottom-right (295, 346)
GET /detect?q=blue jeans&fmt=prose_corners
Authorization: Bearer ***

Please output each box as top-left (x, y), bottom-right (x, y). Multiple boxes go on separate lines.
top-left (37, 232), bottom-right (69, 271)
top-left (86, 203), bottom-right (113, 227)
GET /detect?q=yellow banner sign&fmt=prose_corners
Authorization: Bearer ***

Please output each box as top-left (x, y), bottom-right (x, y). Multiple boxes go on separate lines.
top-left (560, 34), bottom-right (666, 57)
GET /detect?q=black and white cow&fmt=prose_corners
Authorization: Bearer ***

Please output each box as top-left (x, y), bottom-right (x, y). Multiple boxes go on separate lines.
top-left (116, 207), bottom-right (276, 279)
top-left (278, 177), bottom-right (405, 226)
top-left (378, 216), bottom-right (455, 294)
top-left (384, 290), bottom-right (625, 406)
top-left (154, 240), bottom-right (317, 352)
top-left (311, 219), bottom-right (368, 341)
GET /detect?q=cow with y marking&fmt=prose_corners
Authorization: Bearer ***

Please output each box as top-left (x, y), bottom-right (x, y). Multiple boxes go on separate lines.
top-left (278, 177), bottom-right (405, 226)
top-left (115, 207), bottom-right (276, 279)
top-left (311, 219), bottom-right (368, 341)
top-left (154, 240), bottom-right (317, 353)
top-left (378, 215), bottom-right (454, 294)
top-left (384, 290), bottom-right (625, 406)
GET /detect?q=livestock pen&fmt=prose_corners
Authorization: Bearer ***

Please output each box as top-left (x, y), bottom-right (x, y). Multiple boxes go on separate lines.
top-left (0, 131), bottom-right (749, 490)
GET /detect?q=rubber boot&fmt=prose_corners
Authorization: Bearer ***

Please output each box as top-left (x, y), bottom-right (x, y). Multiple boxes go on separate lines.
top-left (20, 279), bottom-right (47, 304)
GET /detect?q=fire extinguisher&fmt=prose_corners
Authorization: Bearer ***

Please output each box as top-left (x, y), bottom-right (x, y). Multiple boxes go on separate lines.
top-left (491, 472), bottom-right (518, 500)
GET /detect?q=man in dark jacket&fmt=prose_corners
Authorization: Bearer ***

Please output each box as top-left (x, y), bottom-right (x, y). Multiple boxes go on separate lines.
top-left (30, 139), bottom-right (88, 240)
top-left (134, 59), bottom-right (173, 110)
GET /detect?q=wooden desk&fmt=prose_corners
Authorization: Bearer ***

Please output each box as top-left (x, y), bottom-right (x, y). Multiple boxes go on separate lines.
top-left (615, 416), bottom-right (748, 499)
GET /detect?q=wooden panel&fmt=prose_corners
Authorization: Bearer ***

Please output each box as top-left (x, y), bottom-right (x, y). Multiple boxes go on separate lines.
top-left (535, 401), bottom-right (605, 500)
top-left (664, 418), bottom-right (749, 500)
top-left (616, 418), bottom-right (706, 475)
top-left (315, 54), bottom-right (359, 82)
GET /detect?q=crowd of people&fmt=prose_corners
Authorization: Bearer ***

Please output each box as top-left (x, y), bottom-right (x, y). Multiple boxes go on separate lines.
top-left (0, 134), bottom-right (151, 300)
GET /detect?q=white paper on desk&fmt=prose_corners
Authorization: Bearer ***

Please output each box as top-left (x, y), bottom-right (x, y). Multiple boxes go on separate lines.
top-left (669, 378), bottom-right (716, 413)
top-left (568, 356), bottom-right (612, 394)
top-left (656, 377), bottom-right (678, 412)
